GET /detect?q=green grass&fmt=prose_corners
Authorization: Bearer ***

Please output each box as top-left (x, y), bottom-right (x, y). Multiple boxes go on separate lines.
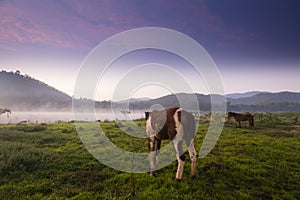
top-left (0, 113), bottom-right (299, 199)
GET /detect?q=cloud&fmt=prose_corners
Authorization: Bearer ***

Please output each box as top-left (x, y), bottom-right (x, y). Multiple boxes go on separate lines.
top-left (0, 0), bottom-right (228, 51)
top-left (0, 0), bottom-right (262, 56)
top-left (0, 1), bottom-right (79, 50)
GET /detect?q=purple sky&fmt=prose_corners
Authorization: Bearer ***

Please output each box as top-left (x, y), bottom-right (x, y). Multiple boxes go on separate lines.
top-left (1, 0), bottom-right (299, 100)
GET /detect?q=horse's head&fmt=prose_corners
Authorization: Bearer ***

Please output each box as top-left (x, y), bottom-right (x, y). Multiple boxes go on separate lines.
top-left (145, 111), bottom-right (154, 137)
top-left (227, 112), bottom-right (234, 118)
top-left (145, 110), bottom-right (167, 135)
top-left (145, 111), bottom-right (150, 121)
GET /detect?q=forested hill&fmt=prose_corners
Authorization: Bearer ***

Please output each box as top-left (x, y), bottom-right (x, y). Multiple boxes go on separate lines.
top-left (126, 92), bottom-right (300, 112)
top-left (229, 92), bottom-right (300, 105)
top-left (227, 92), bottom-right (300, 112)
top-left (0, 70), bottom-right (71, 111)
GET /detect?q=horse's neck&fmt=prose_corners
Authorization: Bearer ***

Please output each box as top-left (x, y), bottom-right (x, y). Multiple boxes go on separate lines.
top-left (231, 113), bottom-right (238, 117)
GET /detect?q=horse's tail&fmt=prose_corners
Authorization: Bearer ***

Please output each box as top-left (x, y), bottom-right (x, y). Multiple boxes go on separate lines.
top-left (181, 110), bottom-right (196, 146)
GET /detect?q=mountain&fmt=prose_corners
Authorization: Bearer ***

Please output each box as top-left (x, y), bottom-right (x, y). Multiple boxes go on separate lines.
top-left (1, 70), bottom-right (300, 112)
top-left (0, 70), bottom-right (71, 111)
top-left (228, 92), bottom-right (300, 105)
top-left (227, 91), bottom-right (300, 112)
top-left (226, 91), bottom-right (270, 99)
top-left (122, 93), bottom-right (213, 111)
top-left (116, 97), bottom-right (151, 104)
top-left (131, 92), bottom-right (300, 112)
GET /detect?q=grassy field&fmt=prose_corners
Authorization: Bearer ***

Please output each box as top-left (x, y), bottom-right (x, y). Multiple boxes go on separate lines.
top-left (0, 112), bottom-right (300, 199)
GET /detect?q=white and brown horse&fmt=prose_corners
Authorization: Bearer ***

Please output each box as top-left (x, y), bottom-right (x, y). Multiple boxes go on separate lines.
top-left (145, 107), bottom-right (197, 180)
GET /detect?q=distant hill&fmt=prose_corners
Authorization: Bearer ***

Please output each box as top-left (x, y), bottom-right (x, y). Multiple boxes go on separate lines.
top-left (0, 70), bottom-right (71, 111)
top-left (226, 91), bottom-right (270, 99)
top-left (228, 92), bottom-right (300, 105)
top-left (116, 97), bottom-right (151, 104)
top-left (227, 92), bottom-right (300, 112)
top-left (120, 93), bottom-right (213, 111)
top-left (1, 70), bottom-right (300, 112)
top-left (127, 92), bottom-right (300, 112)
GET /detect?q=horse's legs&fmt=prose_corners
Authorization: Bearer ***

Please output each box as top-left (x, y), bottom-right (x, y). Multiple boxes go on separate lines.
top-left (249, 117), bottom-right (254, 128)
top-left (187, 139), bottom-right (197, 178)
top-left (148, 136), bottom-right (162, 176)
top-left (237, 120), bottom-right (241, 127)
top-left (154, 139), bottom-right (161, 168)
top-left (148, 136), bottom-right (156, 176)
top-left (173, 140), bottom-right (185, 180)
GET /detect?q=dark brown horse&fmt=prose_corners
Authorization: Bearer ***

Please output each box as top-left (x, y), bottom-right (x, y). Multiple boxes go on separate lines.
top-left (145, 107), bottom-right (197, 180)
top-left (227, 112), bottom-right (254, 128)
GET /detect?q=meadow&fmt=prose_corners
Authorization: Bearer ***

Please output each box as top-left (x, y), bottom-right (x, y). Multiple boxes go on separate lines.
top-left (0, 112), bottom-right (299, 199)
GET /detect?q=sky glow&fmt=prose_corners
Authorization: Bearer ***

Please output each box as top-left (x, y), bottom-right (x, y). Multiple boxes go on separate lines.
top-left (1, 0), bottom-right (299, 100)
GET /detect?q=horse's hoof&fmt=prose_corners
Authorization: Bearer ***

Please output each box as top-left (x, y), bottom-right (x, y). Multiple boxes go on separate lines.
top-left (175, 178), bottom-right (181, 182)
top-left (190, 175), bottom-right (196, 180)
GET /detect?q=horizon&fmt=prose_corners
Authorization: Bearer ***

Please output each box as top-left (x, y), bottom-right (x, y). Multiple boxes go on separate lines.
top-left (1, 0), bottom-right (299, 100)
top-left (1, 69), bottom-right (299, 102)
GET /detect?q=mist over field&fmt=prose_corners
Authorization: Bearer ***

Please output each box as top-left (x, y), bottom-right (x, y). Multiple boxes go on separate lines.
top-left (0, 111), bottom-right (146, 124)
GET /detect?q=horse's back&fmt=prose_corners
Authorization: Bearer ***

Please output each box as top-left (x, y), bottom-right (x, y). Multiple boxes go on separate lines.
top-left (150, 107), bottom-right (196, 142)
